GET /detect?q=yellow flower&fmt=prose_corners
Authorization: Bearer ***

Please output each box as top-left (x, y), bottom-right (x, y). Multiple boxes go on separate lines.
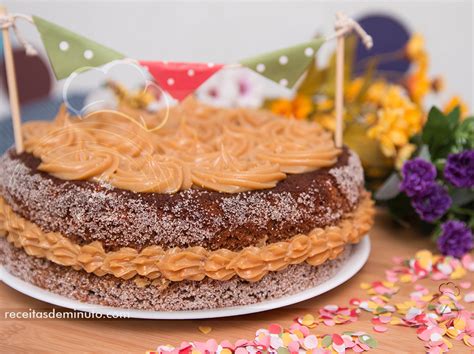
top-left (406, 33), bottom-right (425, 61)
top-left (367, 102), bottom-right (423, 159)
top-left (270, 95), bottom-right (313, 120)
top-left (316, 98), bottom-right (334, 112)
top-left (395, 143), bottom-right (417, 169)
top-left (379, 135), bottom-right (396, 157)
top-left (365, 81), bottom-right (389, 105)
top-left (313, 113), bottom-right (336, 131)
top-left (365, 112), bottom-right (377, 125)
top-left (380, 86), bottom-right (411, 109)
top-left (444, 96), bottom-right (469, 120)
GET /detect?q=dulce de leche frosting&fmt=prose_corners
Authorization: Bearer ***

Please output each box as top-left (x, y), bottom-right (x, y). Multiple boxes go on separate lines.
top-left (0, 193), bottom-right (374, 282)
top-left (21, 99), bottom-right (340, 193)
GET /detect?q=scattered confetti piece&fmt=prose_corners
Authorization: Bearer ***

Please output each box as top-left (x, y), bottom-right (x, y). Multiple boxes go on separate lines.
top-left (197, 326), bottom-right (212, 335)
top-left (464, 291), bottom-right (474, 303)
top-left (373, 325), bottom-right (388, 333)
top-left (459, 281), bottom-right (471, 289)
top-left (157, 325), bottom-right (377, 353)
top-left (156, 249), bottom-right (474, 353)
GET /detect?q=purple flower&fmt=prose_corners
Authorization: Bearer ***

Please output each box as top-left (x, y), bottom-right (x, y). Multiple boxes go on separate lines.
top-left (437, 220), bottom-right (474, 258)
top-left (411, 183), bottom-right (452, 222)
top-left (400, 158), bottom-right (437, 197)
top-left (444, 150), bottom-right (474, 188)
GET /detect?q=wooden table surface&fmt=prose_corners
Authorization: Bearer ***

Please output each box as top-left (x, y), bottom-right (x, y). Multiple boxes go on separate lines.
top-left (0, 209), bottom-right (471, 353)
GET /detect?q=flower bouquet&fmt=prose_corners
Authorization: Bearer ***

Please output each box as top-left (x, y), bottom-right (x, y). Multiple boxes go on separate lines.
top-left (260, 27), bottom-right (474, 256)
top-left (263, 32), bottom-right (468, 189)
top-left (376, 106), bottom-right (473, 257)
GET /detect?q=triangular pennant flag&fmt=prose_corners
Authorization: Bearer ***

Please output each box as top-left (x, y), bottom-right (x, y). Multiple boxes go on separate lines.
top-left (33, 16), bottom-right (125, 80)
top-left (240, 37), bottom-right (324, 88)
top-left (139, 61), bottom-right (224, 100)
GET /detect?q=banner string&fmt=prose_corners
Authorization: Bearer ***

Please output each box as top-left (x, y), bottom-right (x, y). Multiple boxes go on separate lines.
top-left (326, 12), bottom-right (373, 50)
top-left (0, 13), bottom-right (38, 56)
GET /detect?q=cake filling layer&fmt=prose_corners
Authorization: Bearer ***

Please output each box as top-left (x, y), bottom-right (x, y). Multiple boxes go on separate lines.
top-left (21, 100), bottom-right (340, 194)
top-left (0, 237), bottom-right (352, 311)
top-left (0, 193), bottom-right (374, 282)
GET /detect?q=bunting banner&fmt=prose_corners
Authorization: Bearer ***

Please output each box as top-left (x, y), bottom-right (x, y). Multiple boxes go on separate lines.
top-left (33, 16), bottom-right (125, 80)
top-left (239, 37), bottom-right (324, 88)
top-left (31, 15), bottom-right (325, 99)
top-left (139, 61), bottom-right (224, 100)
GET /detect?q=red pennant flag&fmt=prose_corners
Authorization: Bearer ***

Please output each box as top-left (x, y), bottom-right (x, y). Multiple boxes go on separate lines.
top-left (139, 61), bottom-right (224, 100)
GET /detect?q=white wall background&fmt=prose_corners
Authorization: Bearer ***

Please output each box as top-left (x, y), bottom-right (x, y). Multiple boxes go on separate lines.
top-left (1, 0), bottom-right (473, 115)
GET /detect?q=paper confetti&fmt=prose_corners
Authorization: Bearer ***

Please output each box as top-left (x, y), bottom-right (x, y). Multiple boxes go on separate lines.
top-left (157, 326), bottom-right (377, 353)
top-left (198, 326), bottom-right (213, 335)
top-left (155, 250), bottom-right (474, 353)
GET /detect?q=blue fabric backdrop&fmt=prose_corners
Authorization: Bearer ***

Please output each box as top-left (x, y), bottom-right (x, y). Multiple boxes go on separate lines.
top-left (0, 94), bottom-right (85, 153)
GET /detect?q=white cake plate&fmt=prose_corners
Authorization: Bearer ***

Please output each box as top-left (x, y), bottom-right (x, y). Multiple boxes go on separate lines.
top-left (0, 236), bottom-right (370, 320)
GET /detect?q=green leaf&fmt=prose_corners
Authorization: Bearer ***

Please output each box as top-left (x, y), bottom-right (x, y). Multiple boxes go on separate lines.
top-left (450, 189), bottom-right (474, 207)
top-left (353, 58), bottom-right (378, 105)
top-left (430, 223), bottom-right (442, 241)
top-left (469, 216), bottom-right (474, 229)
top-left (296, 57), bottom-right (327, 96)
top-left (453, 116), bottom-right (474, 152)
top-left (422, 106), bottom-right (460, 161)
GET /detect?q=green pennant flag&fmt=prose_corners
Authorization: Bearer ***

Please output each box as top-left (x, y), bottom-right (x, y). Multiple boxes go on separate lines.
top-left (240, 37), bottom-right (324, 88)
top-left (33, 16), bottom-right (125, 80)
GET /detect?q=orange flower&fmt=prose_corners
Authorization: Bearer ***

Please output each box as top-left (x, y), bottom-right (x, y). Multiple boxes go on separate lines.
top-left (292, 95), bottom-right (313, 119)
top-left (444, 96), bottom-right (469, 120)
top-left (345, 77), bottom-right (364, 102)
top-left (406, 71), bottom-right (431, 105)
top-left (270, 98), bottom-right (293, 118)
top-left (270, 95), bottom-right (313, 120)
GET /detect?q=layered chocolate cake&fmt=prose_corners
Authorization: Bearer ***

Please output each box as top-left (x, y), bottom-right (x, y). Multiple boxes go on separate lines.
top-left (0, 99), bottom-right (374, 310)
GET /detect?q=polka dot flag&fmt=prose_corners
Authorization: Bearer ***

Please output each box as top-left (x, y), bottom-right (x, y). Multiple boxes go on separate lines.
top-left (29, 15), bottom-right (325, 97)
top-left (240, 37), bottom-right (324, 88)
top-left (140, 61), bottom-right (224, 101)
top-left (33, 16), bottom-right (125, 80)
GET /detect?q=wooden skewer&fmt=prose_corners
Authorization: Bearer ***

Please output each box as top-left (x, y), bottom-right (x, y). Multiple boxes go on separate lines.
top-left (0, 5), bottom-right (24, 154)
top-left (334, 33), bottom-right (344, 148)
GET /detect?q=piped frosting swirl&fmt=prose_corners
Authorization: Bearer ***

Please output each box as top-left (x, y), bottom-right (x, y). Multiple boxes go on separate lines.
top-left (22, 99), bottom-right (340, 193)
